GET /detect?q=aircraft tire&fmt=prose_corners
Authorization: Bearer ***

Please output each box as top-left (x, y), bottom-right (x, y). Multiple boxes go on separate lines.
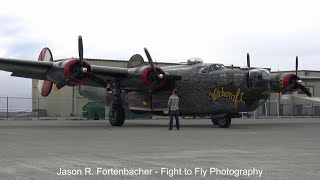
top-left (218, 117), bottom-right (231, 128)
top-left (109, 105), bottom-right (125, 126)
top-left (211, 119), bottom-right (219, 125)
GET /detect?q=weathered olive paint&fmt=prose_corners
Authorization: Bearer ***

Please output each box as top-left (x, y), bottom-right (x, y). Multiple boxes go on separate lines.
top-left (80, 63), bottom-right (271, 117)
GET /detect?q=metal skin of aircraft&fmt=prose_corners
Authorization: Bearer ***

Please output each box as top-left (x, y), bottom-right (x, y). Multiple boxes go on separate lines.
top-left (0, 36), bottom-right (316, 128)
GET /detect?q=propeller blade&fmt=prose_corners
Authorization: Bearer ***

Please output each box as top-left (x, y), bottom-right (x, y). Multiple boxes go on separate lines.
top-left (296, 56), bottom-right (299, 80)
top-left (296, 56), bottom-right (298, 77)
top-left (144, 47), bottom-right (160, 79)
top-left (54, 72), bottom-right (80, 91)
top-left (298, 84), bottom-right (312, 97)
top-left (281, 82), bottom-right (296, 94)
top-left (149, 92), bottom-right (153, 112)
top-left (78, 35), bottom-right (84, 69)
top-left (143, 80), bottom-right (160, 111)
top-left (149, 80), bottom-right (160, 111)
top-left (247, 53), bottom-right (250, 68)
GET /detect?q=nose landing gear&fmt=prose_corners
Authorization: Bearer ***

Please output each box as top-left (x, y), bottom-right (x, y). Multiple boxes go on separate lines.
top-left (211, 116), bottom-right (231, 128)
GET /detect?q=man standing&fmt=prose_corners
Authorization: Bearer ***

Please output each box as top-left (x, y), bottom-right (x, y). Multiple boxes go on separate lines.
top-left (168, 89), bottom-right (180, 130)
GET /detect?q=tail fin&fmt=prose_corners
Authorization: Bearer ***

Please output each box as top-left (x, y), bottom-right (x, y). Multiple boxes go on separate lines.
top-left (37, 48), bottom-right (53, 97)
top-left (127, 54), bottom-right (145, 68)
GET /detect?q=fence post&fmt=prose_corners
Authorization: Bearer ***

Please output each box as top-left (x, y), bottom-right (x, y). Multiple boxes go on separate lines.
top-left (276, 98), bottom-right (280, 118)
top-left (72, 86), bottom-right (75, 116)
top-left (38, 98), bottom-right (40, 120)
top-left (6, 96), bottom-right (8, 120)
top-left (265, 102), bottom-right (268, 117)
top-left (67, 99), bottom-right (69, 120)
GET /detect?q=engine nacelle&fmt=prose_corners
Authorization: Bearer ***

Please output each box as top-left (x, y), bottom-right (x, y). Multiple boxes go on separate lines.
top-left (62, 58), bottom-right (92, 83)
top-left (270, 73), bottom-right (299, 93)
top-left (140, 66), bottom-right (166, 89)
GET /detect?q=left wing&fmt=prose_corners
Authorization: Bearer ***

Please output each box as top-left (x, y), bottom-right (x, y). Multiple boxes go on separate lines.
top-left (0, 36), bottom-right (181, 100)
top-left (0, 58), bottom-right (53, 80)
top-left (0, 56), bottom-right (130, 88)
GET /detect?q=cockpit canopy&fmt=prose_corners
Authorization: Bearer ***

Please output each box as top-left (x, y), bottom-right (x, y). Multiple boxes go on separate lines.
top-left (249, 69), bottom-right (270, 81)
top-left (187, 57), bottom-right (203, 65)
top-left (198, 64), bottom-right (226, 74)
top-left (248, 69), bottom-right (270, 88)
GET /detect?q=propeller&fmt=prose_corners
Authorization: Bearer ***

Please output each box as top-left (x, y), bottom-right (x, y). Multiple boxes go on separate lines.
top-left (280, 56), bottom-right (312, 97)
top-left (142, 48), bottom-right (182, 111)
top-left (142, 48), bottom-right (164, 111)
top-left (54, 36), bottom-right (111, 91)
top-left (144, 48), bottom-right (163, 80)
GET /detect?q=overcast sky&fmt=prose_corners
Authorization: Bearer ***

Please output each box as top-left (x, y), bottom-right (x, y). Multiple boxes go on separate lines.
top-left (1, 0), bottom-right (320, 97)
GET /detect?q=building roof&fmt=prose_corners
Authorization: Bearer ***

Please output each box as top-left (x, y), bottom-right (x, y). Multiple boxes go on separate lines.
top-left (56, 57), bottom-right (180, 65)
top-left (271, 70), bottom-right (320, 73)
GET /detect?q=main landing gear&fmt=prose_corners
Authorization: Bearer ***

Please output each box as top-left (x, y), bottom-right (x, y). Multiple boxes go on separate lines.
top-left (211, 117), bottom-right (231, 128)
top-left (108, 81), bottom-right (125, 126)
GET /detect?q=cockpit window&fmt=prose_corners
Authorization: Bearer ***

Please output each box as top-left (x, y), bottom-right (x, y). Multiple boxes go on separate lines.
top-left (260, 69), bottom-right (270, 80)
top-left (198, 64), bottom-right (226, 74)
top-left (199, 67), bottom-right (208, 74)
top-left (209, 64), bottom-right (226, 71)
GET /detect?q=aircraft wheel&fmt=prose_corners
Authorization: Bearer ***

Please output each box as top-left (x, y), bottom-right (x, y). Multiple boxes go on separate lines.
top-left (109, 104), bottom-right (125, 126)
top-left (211, 119), bottom-right (219, 125)
top-left (218, 117), bottom-right (231, 128)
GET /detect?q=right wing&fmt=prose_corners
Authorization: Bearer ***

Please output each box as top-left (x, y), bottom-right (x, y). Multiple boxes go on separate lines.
top-left (0, 37), bottom-right (181, 100)
top-left (299, 76), bottom-right (320, 81)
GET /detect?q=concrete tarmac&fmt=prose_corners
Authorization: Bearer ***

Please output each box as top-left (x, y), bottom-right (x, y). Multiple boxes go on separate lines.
top-left (0, 118), bottom-right (319, 180)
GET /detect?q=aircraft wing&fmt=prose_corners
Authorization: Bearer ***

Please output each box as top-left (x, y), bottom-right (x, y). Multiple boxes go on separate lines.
top-left (0, 58), bottom-right (53, 80)
top-left (91, 65), bottom-right (128, 78)
top-left (299, 76), bottom-right (320, 81)
top-left (0, 57), bottom-right (129, 84)
top-left (0, 38), bottom-right (181, 100)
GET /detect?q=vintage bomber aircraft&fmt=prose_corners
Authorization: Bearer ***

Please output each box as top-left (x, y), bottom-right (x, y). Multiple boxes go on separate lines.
top-left (0, 36), bottom-right (316, 128)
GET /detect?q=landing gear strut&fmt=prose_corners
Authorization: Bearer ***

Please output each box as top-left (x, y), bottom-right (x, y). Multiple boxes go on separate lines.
top-left (108, 81), bottom-right (125, 126)
top-left (211, 117), bottom-right (231, 128)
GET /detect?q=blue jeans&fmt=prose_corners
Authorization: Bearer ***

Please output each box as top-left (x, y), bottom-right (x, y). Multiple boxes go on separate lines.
top-left (169, 110), bottom-right (180, 129)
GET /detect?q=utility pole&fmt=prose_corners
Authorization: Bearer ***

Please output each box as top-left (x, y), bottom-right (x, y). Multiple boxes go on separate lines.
top-left (38, 98), bottom-right (40, 120)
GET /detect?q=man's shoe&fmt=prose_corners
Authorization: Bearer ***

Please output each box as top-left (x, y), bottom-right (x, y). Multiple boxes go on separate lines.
top-left (168, 128), bottom-right (172, 130)
top-left (177, 128), bottom-right (180, 130)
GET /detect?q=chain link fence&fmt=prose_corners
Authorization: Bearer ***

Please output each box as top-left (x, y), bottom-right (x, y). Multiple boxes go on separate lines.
top-left (249, 98), bottom-right (320, 118)
top-left (0, 97), bottom-right (107, 120)
top-left (1, 96), bottom-right (320, 120)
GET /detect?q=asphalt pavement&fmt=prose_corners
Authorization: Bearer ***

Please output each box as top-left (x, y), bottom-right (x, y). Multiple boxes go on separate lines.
top-left (0, 117), bottom-right (319, 180)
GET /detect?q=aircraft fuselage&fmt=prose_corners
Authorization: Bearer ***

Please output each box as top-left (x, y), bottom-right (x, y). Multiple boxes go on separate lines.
top-left (80, 63), bottom-right (271, 117)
